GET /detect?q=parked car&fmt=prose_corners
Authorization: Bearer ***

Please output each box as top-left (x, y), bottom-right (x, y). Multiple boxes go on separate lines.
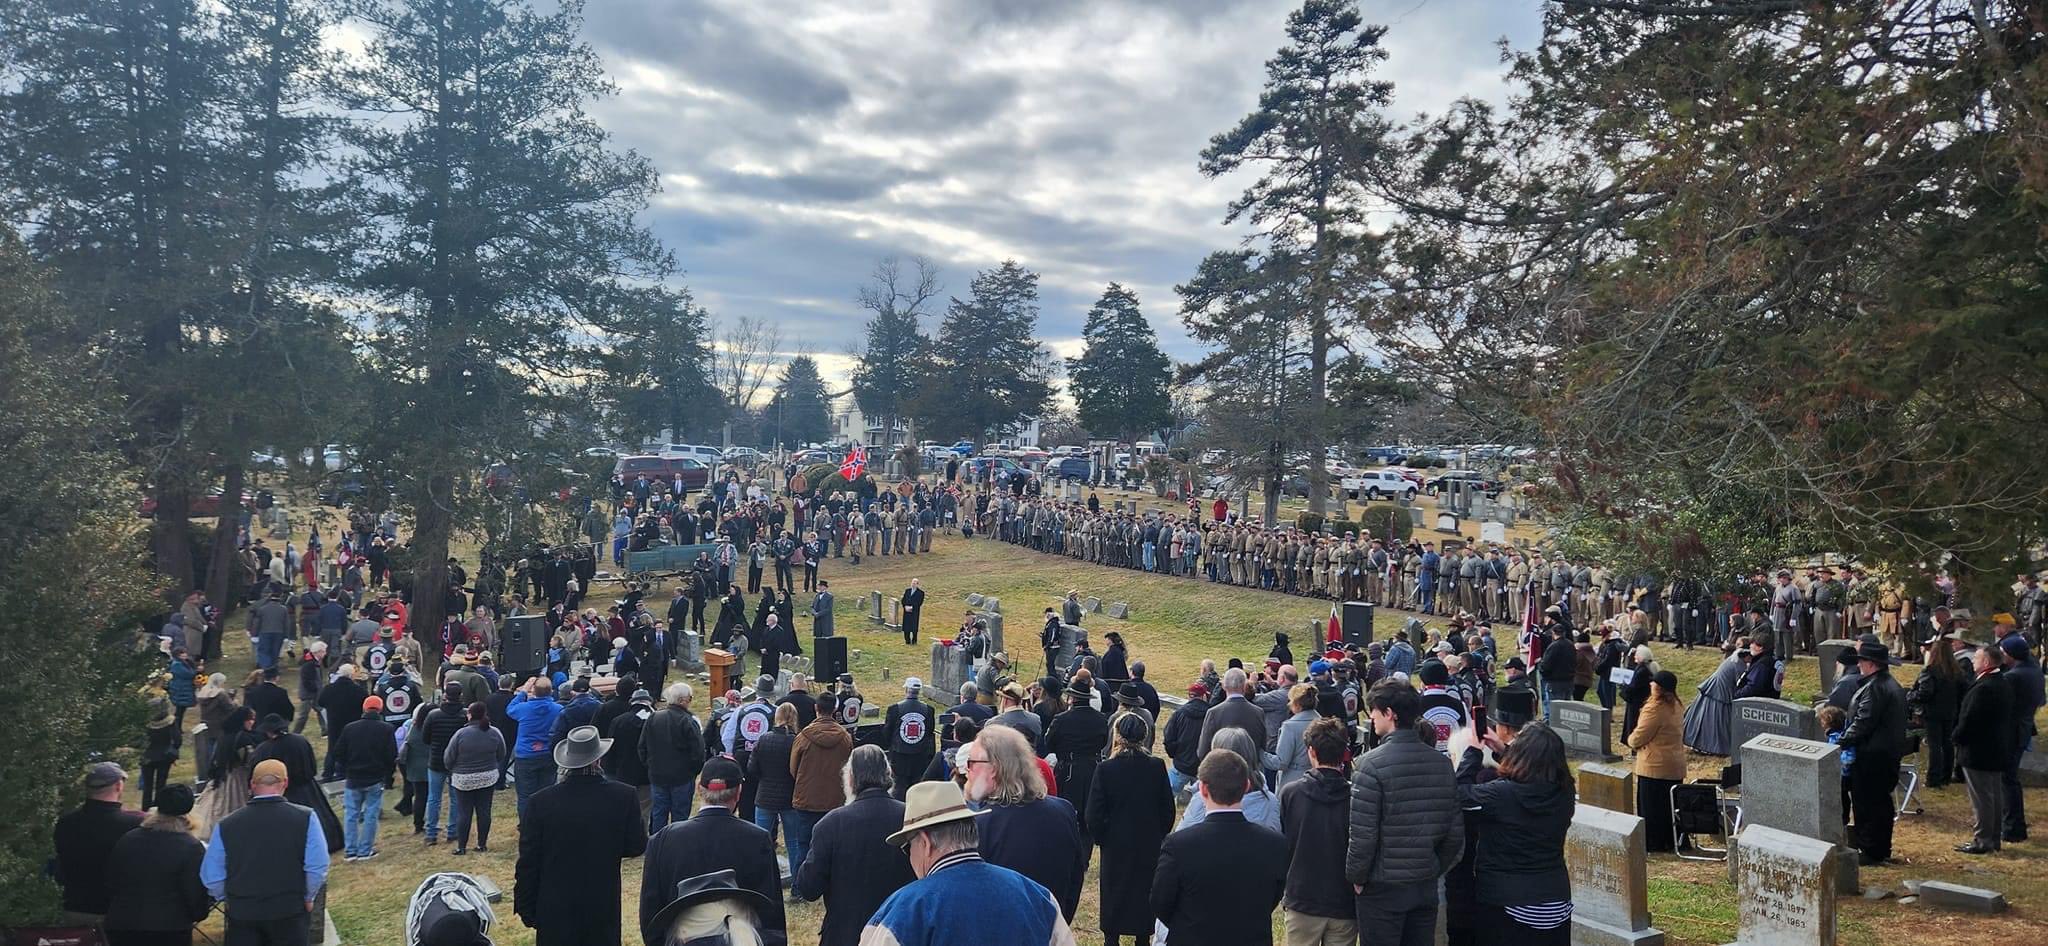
top-left (612, 455), bottom-right (711, 491)
top-left (137, 487), bottom-right (254, 519)
top-left (1424, 470), bottom-right (1500, 496)
top-left (966, 456), bottom-right (1037, 484)
top-left (949, 440), bottom-right (976, 457)
top-left (722, 446), bottom-right (763, 467)
top-left (247, 451), bottom-right (287, 471)
top-left (1344, 469), bottom-right (1417, 501)
top-left (654, 443), bottom-right (724, 466)
top-left (1049, 456), bottom-right (1093, 481)
top-left (1051, 444), bottom-right (1088, 457)
top-left (581, 446), bottom-right (620, 459)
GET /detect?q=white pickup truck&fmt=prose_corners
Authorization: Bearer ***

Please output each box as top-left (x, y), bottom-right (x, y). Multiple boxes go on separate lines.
top-left (1341, 469), bottom-right (1418, 501)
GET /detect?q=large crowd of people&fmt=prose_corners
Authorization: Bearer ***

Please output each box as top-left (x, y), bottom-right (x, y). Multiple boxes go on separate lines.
top-left (42, 459), bottom-right (2048, 946)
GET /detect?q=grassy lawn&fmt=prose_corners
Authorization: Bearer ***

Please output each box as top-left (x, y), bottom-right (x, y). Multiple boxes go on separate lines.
top-left (127, 511), bottom-right (2043, 946)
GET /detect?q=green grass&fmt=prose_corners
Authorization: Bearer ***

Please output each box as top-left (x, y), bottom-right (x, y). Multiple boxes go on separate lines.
top-left (129, 516), bottom-right (2047, 946)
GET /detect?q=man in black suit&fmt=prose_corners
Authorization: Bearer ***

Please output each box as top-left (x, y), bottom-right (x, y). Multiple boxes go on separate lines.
top-left (901, 579), bottom-right (925, 645)
top-left (1150, 747), bottom-right (1289, 946)
top-left (638, 758), bottom-right (786, 946)
top-left (514, 726), bottom-right (647, 946)
top-left (792, 745), bottom-right (916, 946)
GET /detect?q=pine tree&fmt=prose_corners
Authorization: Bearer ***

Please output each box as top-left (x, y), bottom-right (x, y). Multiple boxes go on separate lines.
top-left (1067, 283), bottom-right (1174, 443)
top-left (595, 286), bottom-right (720, 446)
top-left (911, 260), bottom-right (1055, 441)
top-left (769, 355), bottom-right (833, 448)
top-left (341, 0), bottom-right (673, 676)
top-left (1196, 0), bottom-right (1393, 514)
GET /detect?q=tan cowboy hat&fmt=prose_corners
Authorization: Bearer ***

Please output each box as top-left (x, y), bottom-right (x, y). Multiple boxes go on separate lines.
top-left (886, 780), bottom-right (988, 848)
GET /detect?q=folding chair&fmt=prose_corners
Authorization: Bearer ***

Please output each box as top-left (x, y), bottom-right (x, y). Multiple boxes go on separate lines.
top-left (1896, 732), bottom-right (1925, 816)
top-left (1671, 781), bottom-right (1737, 861)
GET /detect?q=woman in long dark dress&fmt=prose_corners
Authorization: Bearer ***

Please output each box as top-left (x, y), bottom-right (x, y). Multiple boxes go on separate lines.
top-left (249, 714), bottom-right (345, 853)
top-left (1085, 713), bottom-right (1175, 946)
top-left (195, 707), bottom-right (259, 834)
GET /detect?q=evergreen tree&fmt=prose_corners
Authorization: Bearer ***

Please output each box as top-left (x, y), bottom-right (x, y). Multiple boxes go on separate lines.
top-left (851, 255), bottom-right (939, 446)
top-left (595, 286), bottom-right (720, 446)
top-left (911, 260), bottom-right (1055, 441)
top-left (769, 355), bottom-right (833, 448)
top-left (341, 0), bottom-right (673, 676)
top-left (1196, 0), bottom-right (1393, 514)
top-left (1067, 283), bottom-right (1174, 443)
top-left (1179, 249), bottom-right (1313, 523)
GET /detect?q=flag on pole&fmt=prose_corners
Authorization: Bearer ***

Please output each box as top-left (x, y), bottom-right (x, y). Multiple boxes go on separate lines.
top-left (839, 443), bottom-right (868, 481)
top-left (1327, 601), bottom-right (1341, 644)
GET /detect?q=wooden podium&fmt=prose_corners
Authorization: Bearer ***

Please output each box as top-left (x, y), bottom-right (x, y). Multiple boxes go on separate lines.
top-left (705, 648), bottom-right (735, 697)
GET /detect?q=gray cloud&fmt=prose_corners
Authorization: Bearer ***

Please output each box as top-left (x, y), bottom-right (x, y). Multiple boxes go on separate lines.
top-left (583, 0), bottom-right (1541, 382)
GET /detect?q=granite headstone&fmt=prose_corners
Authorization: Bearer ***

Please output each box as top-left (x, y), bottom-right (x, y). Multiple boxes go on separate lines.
top-left (1578, 762), bottom-right (1636, 815)
top-left (1816, 640), bottom-right (1856, 693)
top-left (1107, 601), bottom-right (1130, 620)
top-left (1737, 733), bottom-right (1856, 894)
top-left (1729, 697), bottom-right (1818, 765)
top-left (1566, 804), bottom-right (1666, 946)
top-left (1553, 700), bottom-right (1622, 762)
top-left (1725, 824), bottom-right (1836, 946)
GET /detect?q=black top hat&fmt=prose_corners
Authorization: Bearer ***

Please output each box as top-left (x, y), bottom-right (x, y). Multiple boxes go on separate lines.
top-left (645, 869), bottom-right (775, 943)
top-left (1855, 640), bottom-right (1893, 664)
top-left (1115, 682), bottom-right (1145, 706)
top-left (1493, 688), bottom-right (1537, 728)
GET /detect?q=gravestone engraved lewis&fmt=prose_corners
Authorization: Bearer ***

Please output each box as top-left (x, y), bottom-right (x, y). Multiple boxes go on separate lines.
top-left (1552, 700), bottom-right (1622, 762)
top-left (1724, 824), bottom-right (1836, 946)
top-left (1729, 697), bottom-right (1818, 765)
top-left (1566, 804), bottom-right (1666, 946)
top-left (1737, 734), bottom-right (1856, 894)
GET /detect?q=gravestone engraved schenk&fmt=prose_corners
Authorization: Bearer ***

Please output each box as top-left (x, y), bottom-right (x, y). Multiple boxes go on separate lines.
top-left (1552, 700), bottom-right (1622, 761)
top-left (1729, 697), bottom-right (1817, 764)
top-left (1566, 804), bottom-right (1666, 946)
top-left (1724, 824), bottom-right (1836, 946)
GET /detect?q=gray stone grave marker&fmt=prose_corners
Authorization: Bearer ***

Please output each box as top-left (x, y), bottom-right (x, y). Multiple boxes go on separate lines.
top-left (1086, 596), bottom-right (1102, 613)
top-left (1730, 698), bottom-right (1818, 764)
top-left (1913, 881), bottom-right (2007, 914)
top-left (1054, 623), bottom-right (1084, 676)
top-left (1408, 506), bottom-right (1427, 528)
top-left (966, 592), bottom-right (985, 607)
top-left (887, 597), bottom-right (901, 629)
top-left (1552, 700), bottom-right (1622, 762)
top-left (1578, 761), bottom-right (1636, 814)
top-left (1480, 521), bottom-right (1507, 545)
top-left (1725, 824), bottom-right (1836, 946)
top-left (1816, 639), bottom-right (1856, 693)
top-left (868, 591), bottom-right (884, 622)
top-left (1738, 734), bottom-right (1856, 894)
top-left (981, 611), bottom-right (1005, 655)
top-left (1566, 804), bottom-right (1666, 946)
top-left (985, 596), bottom-right (1001, 614)
top-left (1106, 601), bottom-right (1130, 620)
top-left (678, 630), bottom-right (703, 672)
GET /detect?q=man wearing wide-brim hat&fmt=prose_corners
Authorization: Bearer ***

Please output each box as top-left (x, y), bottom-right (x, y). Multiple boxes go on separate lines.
top-left (513, 725), bottom-right (647, 946)
top-left (1837, 640), bottom-right (1909, 866)
top-left (860, 781), bottom-right (1075, 946)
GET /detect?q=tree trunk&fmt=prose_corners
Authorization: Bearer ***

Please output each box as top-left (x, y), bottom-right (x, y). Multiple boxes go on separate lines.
top-left (408, 471), bottom-right (455, 683)
top-left (1262, 472), bottom-right (1281, 524)
top-left (150, 486), bottom-right (195, 603)
top-left (205, 464), bottom-right (246, 610)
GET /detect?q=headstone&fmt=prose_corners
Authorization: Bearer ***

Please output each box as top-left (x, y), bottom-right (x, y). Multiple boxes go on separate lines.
top-left (2021, 749), bottom-right (2048, 788)
top-left (1816, 639), bottom-right (1856, 693)
top-left (1086, 596), bottom-right (1102, 613)
top-left (887, 597), bottom-right (902, 629)
top-left (868, 591), bottom-right (884, 622)
top-left (1578, 762), bottom-right (1636, 814)
top-left (1913, 881), bottom-right (2007, 914)
top-left (1106, 601), bottom-right (1130, 620)
top-left (928, 642), bottom-right (947, 693)
top-left (1730, 698), bottom-right (1818, 765)
top-left (981, 611), bottom-right (1005, 655)
top-left (1552, 700), bottom-right (1622, 762)
top-left (1725, 824), bottom-right (1837, 946)
top-left (1408, 506), bottom-right (1427, 528)
top-left (678, 630), bottom-right (704, 672)
top-left (1053, 623), bottom-right (1084, 675)
top-left (1566, 805), bottom-right (1666, 946)
top-left (1737, 734), bottom-right (1856, 894)
top-left (1435, 512), bottom-right (1459, 532)
top-left (985, 596), bottom-right (1001, 614)
top-left (1480, 521), bottom-right (1506, 545)
top-left (967, 593), bottom-right (985, 607)
top-left (1307, 618), bottom-right (1326, 644)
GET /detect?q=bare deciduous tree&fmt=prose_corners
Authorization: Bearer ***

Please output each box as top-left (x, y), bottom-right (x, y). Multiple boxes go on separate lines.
top-left (715, 315), bottom-right (783, 411)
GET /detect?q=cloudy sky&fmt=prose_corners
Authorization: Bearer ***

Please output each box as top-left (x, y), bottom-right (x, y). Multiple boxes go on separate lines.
top-left (577, 0), bottom-right (1542, 392)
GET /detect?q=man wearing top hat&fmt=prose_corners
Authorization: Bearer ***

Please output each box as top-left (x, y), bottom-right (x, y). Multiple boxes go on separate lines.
top-left (639, 758), bottom-right (786, 946)
top-left (515, 725), bottom-right (648, 946)
top-left (1837, 640), bottom-right (1908, 865)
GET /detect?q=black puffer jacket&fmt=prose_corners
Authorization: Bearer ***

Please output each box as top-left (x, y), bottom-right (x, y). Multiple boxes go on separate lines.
top-left (1344, 729), bottom-right (1462, 888)
top-left (747, 727), bottom-right (798, 812)
top-left (1161, 699), bottom-right (1208, 776)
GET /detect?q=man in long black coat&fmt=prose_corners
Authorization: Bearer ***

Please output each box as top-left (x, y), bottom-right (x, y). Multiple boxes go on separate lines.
top-left (1085, 716), bottom-right (1175, 942)
top-left (638, 758), bottom-right (785, 946)
top-left (793, 746), bottom-right (915, 946)
top-left (1038, 681), bottom-right (1109, 834)
top-left (900, 579), bottom-right (926, 645)
top-left (515, 727), bottom-right (647, 946)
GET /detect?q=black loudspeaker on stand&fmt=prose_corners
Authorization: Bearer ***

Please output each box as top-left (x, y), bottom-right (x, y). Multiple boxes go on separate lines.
top-left (501, 615), bottom-right (547, 674)
top-left (815, 636), bottom-right (848, 682)
top-left (1341, 601), bottom-right (1375, 647)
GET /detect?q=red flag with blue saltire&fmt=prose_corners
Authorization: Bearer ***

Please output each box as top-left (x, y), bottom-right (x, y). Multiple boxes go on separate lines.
top-left (839, 443), bottom-right (867, 480)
